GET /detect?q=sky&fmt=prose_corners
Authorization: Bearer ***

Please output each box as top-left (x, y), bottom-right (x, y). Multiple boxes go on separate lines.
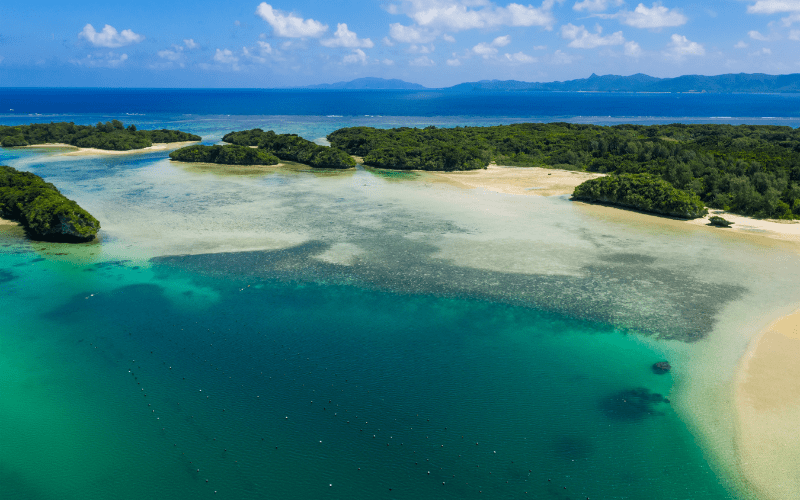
top-left (2, 0), bottom-right (800, 87)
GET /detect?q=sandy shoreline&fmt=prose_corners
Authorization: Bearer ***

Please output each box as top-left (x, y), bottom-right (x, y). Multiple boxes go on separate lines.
top-left (427, 164), bottom-right (604, 197)
top-left (0, 217), bottom-right (18, 226)
top-left (21, 141), bottom-right (199, 156)
top-left (735, 309), bottom-right (800, 500)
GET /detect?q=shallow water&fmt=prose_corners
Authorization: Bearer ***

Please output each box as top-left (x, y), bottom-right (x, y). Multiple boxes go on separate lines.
top-left (3, 114), bottom-right (800, 500)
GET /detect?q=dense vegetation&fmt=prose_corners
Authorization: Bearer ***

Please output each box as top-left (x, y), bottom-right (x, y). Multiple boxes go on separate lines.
top-left (223, 129), bottom-right (356, 169)
top-left (328, 123), bottom-right (800, 219)
top-left (0, 121), bottom-right (201, 150)
top-left (572, 173), bottom-right (708, 219)
top-left (0, 165), bottom-right (100, 242)
top-left (169, 144), bottom-right (279, 165)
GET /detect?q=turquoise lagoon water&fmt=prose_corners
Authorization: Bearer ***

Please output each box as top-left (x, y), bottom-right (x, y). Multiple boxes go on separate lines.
top-left (4, 111), bottom-right (800, 500)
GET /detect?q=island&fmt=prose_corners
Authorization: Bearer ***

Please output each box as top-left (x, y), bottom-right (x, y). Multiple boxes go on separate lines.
top-left (0, 165), bottom-right (100, 242)
top-left (169, 144), bottom-right (280, 165)
top-left (0, 121), bottom-right (201, 150)
top-left (328, 123), bottom-right (800, 220)
top-left (222, 129), bottom-right (356, 169)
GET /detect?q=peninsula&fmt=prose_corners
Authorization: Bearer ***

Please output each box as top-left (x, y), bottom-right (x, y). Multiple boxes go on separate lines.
top-left (0, 165), bottom-right (99, 242)
top-left (0, 121), bottom-right (201, 150)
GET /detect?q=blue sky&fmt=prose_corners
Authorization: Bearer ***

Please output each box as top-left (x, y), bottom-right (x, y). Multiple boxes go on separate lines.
top-left (2, 0), bottom-right (800, 87)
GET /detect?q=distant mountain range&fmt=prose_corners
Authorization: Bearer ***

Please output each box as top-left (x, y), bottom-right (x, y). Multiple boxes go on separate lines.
top-left (301, 73), bottom-right (800, 93)
top-left (305, 77), bottom-right (427, 90)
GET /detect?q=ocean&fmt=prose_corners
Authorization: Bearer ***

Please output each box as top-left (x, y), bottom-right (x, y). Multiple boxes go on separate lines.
top-left (3, 90), bottom-right (800, 500)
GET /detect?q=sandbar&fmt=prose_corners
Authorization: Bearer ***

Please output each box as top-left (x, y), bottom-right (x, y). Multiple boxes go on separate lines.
top-left (0, 217), bottom-right (17, 226)
top-left (22, 141), bottom-right (199, 156)
top-left (427, 164), bottom-right (605, 197)
top-left (735, 308), bottom-right (800, 500)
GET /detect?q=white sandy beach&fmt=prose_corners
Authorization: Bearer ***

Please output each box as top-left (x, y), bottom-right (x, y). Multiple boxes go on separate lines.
top-left (22, 141), bottom-right (199, 156)
top-left (428, 164), bottom-right (605, 197)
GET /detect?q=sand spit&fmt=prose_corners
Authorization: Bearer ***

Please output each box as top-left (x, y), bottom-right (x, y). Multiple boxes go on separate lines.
top-left (428, 164), bottom-right (605, 197)
top-left (0, 217), bottom-right (18, 226)
top-left (736, 309), bottom-right (800, 500)
top-left (21, 141), bottom-right (199, 156)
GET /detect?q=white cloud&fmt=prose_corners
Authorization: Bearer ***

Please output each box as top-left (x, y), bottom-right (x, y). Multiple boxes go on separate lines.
top-left (390, 23), bottom-right (438, 43)
top-left (214, 48), bottom-right (239, 64)
top-left (447, 57), bottom-right (462, 65)
top-left (71, 52), bottom-right (129, 68)
top-left (321, 23), bottom-right (374, 48)
top-left (624, 40), bottom-right (642, 56)
top-left (382, 37), bottom-right (396, 46)
top-left (749, 30), bottom-right (769, 40)
top-left (79, 24), bottom-right (144, 48)
top-left (573, 0), bottom-right (624, 12)
top-left (184, 39), bottom-right (198, 49)
top-left (664, 33), bottom-right (705, 59)
top-left (255, 3), bottom-right (328, 38)
top-left (397, 0), bottom-right (557, 32)
top-left (383, 58), bottom-right (396, 65)
top-left (158, 47), bottom-right (183, 61)
top-left (343, 48), bottom-right (368, 64)
top-left (561, 24), bottom-right (625, 48)
top-left (551, 49), bottom-right (575, 64)
top-left (532, 44), bottom-right (547, 49)
top-left (781, 13), bottom-right (800, 25)
top-left (504, 51), bottom-right (536, 63)
top-left (471, 35), bottom-right (512, 57)
top-left (735, 40), bottom-right (749, 48)
top-left (410, 55), bottom-right (436, 66)
top-left (791, 29), bottom-right (800, 39)
top-left (747, 1), bottom-right (800, 14)
top-left (242, 41), bottom-right (274, 64)
top-left (443, 34), bottom-right (456, 42)
top-left (603, 3), bottom-right (688, 29)
top-left (409, 44), bottom-right (435, 53)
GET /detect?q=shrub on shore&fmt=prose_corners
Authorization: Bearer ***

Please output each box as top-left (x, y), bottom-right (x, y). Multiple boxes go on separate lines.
top-left (222, 129), bottom-right (356, 169)
top-left (169, 144), bottom-right (279, 165)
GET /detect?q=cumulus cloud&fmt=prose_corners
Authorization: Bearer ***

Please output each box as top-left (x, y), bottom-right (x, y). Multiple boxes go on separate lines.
top-left (551, 49), bottom-right (575, 64)
top-left (747, 0), bottom-right (800, 14)
top-left (79, 24), bottom-right (144, 48)
top-left (390, 23), bottom-right (438, 43)
top-left (321, 24), bottom-right (374, 48)
top-left (383, 58), bottom-right (395, 65)
top-left (443, 34), bottom-right (456, 42)
top-left (396, 0), bottom-right (557, 32)
top-left (624, 40), bottom-right (642, 56)
top-left (158, 47), bottom-right (184, 62)
top-left (343, 48), bottom-right (368, 64)
top-left (447, 57), bottom-right (462, 65)
top-left (573, 0), bottom-right (624, 12)
top-left (600, 3), bottom-right (688, 29)
top-left (735, 40), bottom-right (749, 48)
top-left (748, 30), bottom-right (769, 40)
top-left (503, 51), bottom-right (536, 63)
top-left (472, 35), bottom-right (512, 57)
top-left (255, 3), bottom-right (328, 38)
top-left (71, 52), bottom-right (129, 68)
top-left (214, 48), bottom-right (239, 65)
top-left (664, 33), bottom-right (705, 59)
top-left (410, 55), bottom-right (436, 66)
top-left (560, 23), bottom-right (625, 48)
top-left (409, 44), bottom-right (435, 53)
top-left (791, 29), bottom-right (800, 39)
top-left (242, 41), bottom-right (274, 64)
top-left (184, 39), bottom-right (198, 49)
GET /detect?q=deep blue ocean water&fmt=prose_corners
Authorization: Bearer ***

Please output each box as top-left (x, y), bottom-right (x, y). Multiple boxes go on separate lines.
top-left (4, 89), bottom-right (796, 500)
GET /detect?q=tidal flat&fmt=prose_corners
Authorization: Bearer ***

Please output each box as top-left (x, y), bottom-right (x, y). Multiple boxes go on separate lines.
top-left (2, 115), bottom-right (800, 500)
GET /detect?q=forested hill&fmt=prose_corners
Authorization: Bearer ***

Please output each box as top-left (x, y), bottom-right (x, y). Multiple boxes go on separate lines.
top-left (446, 73), bottom-right (800, 93)
top-left (328, 123), bottom-right (800, 219)
top-left (0, 121), bottom-right (200, 150)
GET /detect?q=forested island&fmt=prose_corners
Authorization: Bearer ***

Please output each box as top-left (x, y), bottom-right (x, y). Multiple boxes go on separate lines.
top-left (328, 123), bottom-right (800, 219)
top-left (222, 130), bottom-right (356, 169)
top-left (169, 144), bottom-right (279, 165)
top-left (0, 121), bottom-right (200, 150)
top-left (0, 165), bottom-right (100, 242)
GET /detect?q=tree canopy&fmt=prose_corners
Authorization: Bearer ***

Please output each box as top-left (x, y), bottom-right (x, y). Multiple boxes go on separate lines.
top-left (223, 129), bottom-right (356, 169)
top-left (0, 121), bottom-right (201, 151)
top-left (0, 165), bottom-right (100, 242)
top-left (328, 123), bottom-right (800, 219)
top-left (169, 144), bottom-right (280, 165)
